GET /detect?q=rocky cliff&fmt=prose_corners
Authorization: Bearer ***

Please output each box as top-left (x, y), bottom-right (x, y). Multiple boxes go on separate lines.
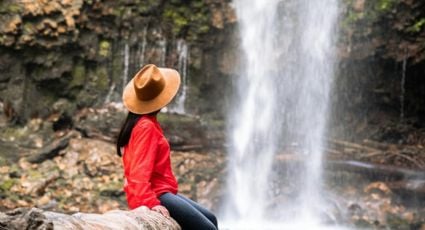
top-left (0, 0), bottom-right (237, 123)
top-left (332, 0), bottom-right (425, 142)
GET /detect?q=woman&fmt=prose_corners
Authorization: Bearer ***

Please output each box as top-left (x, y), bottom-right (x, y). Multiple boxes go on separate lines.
top-left (116, 64), bottom-right (218, 230)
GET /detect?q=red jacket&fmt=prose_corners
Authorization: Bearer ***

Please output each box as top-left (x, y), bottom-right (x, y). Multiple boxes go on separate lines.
top-left (122, 115), bottom-right (178, 209)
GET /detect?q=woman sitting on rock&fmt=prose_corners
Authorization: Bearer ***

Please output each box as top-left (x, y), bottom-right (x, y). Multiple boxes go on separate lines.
top-left (116, 64), bottom-right (218, 230)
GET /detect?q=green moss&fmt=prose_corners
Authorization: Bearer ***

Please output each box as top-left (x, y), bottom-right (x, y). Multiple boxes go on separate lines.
top-left (163, 8), bottom-right (188, 35)
top-left (0, 179), bottom-right (15, 191)
top-left (341, 0), bottom-right (399, 30)
top-left (407, 18), bottom-right (425, 33)
top-left (70, 63), bottom-right (86, 88)
top-left (98, 40), bottom-right (111, 57)
top-left (95, 67), bottom-right (109, 91)
top-left (376, 0), bottom-right (396, 11)
top-left (162, 0), bottom-right (211, 39)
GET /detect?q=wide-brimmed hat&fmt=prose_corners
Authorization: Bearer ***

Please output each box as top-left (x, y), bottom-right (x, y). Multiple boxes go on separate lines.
top-left (122, 64), bottom-right (181, 114)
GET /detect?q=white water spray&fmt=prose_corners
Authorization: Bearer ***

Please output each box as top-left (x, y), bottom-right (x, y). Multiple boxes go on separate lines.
top-left (221, 0), bottom-right (339, 228)
top-left (170, 39), bottom-right (189, 114)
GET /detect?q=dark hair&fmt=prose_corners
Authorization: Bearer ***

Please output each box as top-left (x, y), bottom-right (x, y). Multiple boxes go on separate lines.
top-left (116, 112), bottom-right (142, 156)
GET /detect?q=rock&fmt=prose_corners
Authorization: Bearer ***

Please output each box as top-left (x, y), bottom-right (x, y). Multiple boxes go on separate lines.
top-left (0, 207), bottom-right (53, 230)
top-left (0, 206), bottom-right (181, 230)
top-left (27, 132), bottom-right (75, 164)
top-left (0, 0), bottom-right (237, 123)
top-left (0, 15), bottom-right (21, 34)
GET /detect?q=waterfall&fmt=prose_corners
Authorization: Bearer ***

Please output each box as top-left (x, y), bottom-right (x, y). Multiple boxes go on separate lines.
top-left (169, 39), bottom-right (189, 114)
top-left (122, 42), bottom-right (130, 92)
top-left (103, 82), bottom-right (116, 104)
top-left (138, 27), bottom-right (148, 68)
top-left (159, 39), bottom-right (167, 67)
top-left (221, 0), bottom-right (339, 228)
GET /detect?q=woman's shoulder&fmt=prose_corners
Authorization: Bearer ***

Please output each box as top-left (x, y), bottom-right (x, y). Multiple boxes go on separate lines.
top-left (135, 116), bottom-right (156, 129)
top-left (132, 116), bottom-right (162, 137)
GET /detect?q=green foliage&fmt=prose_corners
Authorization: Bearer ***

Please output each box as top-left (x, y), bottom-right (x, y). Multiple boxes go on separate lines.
top-left (162, 0), bottom-right (211, 40)
top-left (98, 40), bottom-right (111, 57)
top-left (407, 18), bottom-right (425, 33)
top-left (163, 8), bottom-right (189, 34)
top-left (376, 0), bottom-right (396, 12)
top-left (341, 0), bottom-right (398, 29)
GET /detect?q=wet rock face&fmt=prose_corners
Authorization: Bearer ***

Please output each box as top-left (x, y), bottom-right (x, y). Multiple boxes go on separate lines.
top-left (0, 0), bottom-right (237, 122)
top-left (331, 0), bottom-right (425, 138)
top-left (339, 0), bottom-right (425, 63)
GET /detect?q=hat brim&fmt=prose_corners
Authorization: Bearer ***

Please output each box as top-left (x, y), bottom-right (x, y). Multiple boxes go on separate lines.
top-left (122, 67), bottom-right (181, 114)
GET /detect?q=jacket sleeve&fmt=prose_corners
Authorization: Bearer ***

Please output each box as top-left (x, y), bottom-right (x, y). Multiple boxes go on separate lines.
top-left (126, 122), bottom-right (161, 209)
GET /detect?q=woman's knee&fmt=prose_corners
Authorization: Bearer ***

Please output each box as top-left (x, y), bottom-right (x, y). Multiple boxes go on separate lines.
top-left (209, 214), bottom-right (218, 227)
top-left (201, 211), bottom-right (217, 228)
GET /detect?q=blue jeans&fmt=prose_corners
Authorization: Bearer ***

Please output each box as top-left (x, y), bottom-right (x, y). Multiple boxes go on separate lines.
top-left (159, 193), bottom-right (218, 230)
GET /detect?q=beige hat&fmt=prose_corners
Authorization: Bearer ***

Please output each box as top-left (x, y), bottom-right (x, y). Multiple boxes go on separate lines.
top-left (122, 64), bottom-right (181, 114)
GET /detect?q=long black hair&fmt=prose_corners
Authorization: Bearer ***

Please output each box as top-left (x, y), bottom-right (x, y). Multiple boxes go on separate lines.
top-left (116, 112), bottom-right (142, 156)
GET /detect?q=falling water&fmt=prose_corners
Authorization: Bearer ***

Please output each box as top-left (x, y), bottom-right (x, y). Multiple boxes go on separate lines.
top-left (122, 42), bottom-right (130, 91)
top-left (221, 0), bottom-right (339, 228)
top-left (400, 49), bottom-right (408, 122)
top-left (159, 39), bottom-right (167, 67)
top-left (169, 39), bottom-right (189, 114)
top-left (138, 27), bottom-right (148, 67)
top-left (103, 82), bottom-right (116, 104)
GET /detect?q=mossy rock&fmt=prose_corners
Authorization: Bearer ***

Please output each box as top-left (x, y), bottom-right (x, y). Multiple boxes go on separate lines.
top-left (70, 63), bottom-right (86, 88)
top-left (162, 0), bottom-right (211, 40)
top-left (98, 40), bottom-right (111, 58)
